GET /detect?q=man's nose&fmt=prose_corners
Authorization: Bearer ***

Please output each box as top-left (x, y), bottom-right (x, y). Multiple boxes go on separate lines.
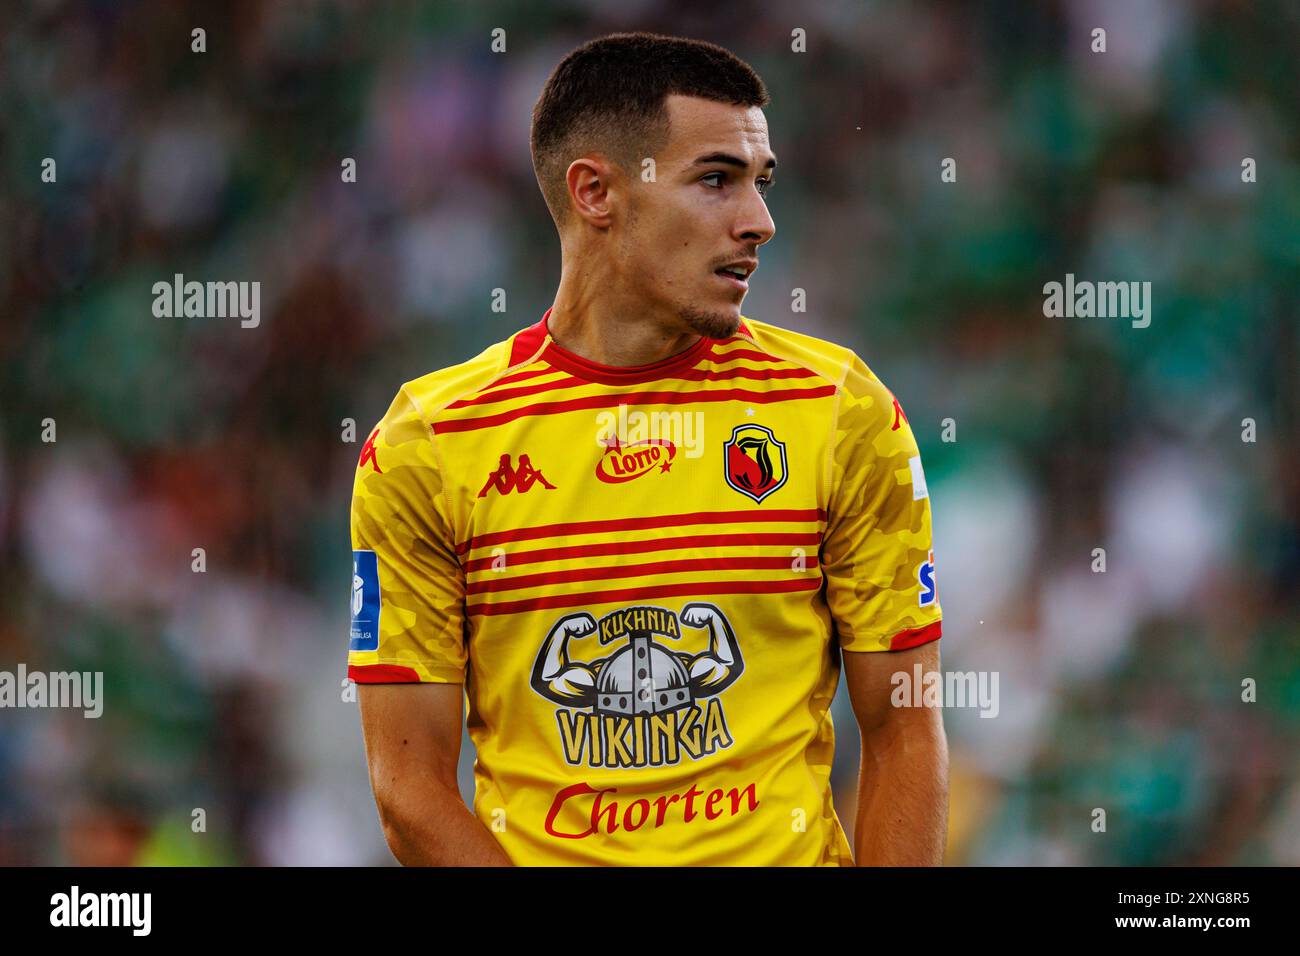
top-left (735, 188), bottom-right (775, 246)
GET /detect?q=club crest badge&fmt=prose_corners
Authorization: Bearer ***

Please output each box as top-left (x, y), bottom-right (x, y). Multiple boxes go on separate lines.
top-left (723, 424), bottom-right (786, 503)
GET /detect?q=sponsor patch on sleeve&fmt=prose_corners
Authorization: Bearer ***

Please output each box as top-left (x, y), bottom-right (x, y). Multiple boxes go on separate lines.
top-left (917, 549), bottom-right (937, 607)
top-left (350, 549), bottom-right (381, 652)
top-left (908, 454), bottom-right (929, 500)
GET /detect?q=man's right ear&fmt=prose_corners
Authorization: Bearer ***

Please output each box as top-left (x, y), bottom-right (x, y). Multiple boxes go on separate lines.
top-left (566, 156), bottom-right (615, 228)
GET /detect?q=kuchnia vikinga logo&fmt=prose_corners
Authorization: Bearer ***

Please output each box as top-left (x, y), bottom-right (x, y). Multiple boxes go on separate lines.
top-left (530, 603), bottom-right (744, 769)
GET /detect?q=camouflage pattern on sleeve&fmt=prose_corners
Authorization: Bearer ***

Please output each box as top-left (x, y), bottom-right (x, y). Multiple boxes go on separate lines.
top-left (822, 353), bottom-right (942, 652)
top-left (348, 386), bottom-right (468, 682)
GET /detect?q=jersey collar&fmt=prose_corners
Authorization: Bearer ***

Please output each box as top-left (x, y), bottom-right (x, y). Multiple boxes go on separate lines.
top-left (519, 307), bottom-right (730, 385)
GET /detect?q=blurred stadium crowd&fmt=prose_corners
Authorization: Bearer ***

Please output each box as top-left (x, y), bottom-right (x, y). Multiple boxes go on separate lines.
top-left (1, 0), bottom-right (1296, 865)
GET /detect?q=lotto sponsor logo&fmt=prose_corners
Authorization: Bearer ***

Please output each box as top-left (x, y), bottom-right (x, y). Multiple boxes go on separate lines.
top-left (595, 437), bottom-right (676, 483)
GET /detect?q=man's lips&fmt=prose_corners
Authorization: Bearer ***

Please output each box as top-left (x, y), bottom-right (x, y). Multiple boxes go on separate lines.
top-left (714, 258), bottom-right (757, 290)
top-left (715, 270), bottom-right (749, 291)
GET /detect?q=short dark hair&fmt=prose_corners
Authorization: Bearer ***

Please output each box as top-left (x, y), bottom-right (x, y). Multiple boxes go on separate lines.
top-left (530, 32), bottom-right (770, 226)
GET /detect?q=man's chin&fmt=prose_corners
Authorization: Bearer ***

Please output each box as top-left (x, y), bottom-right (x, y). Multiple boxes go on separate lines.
top-left (680, 306), bottom-right (742, 340)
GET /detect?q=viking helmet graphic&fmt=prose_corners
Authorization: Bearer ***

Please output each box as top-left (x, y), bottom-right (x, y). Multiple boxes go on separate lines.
top-left (595, 633), bottom-right (693, 717)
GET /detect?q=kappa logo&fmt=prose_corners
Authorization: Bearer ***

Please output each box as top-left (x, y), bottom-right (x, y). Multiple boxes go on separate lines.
top-left (477, 453), bottom-right (556, 498)
top-left (595, 436), bottom-right (676, 484)
top-left (723, 424), bottom-right (786, 503)
top-left (358, 427), bottom-right (382, 473)
top-left (530, 604), bottom-right (744, 769)
top-left (891, 396), bottom-right (909, 431)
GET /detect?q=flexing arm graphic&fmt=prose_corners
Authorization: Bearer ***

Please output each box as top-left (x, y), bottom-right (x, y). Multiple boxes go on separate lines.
top-left (678, 602), bottom-right (745, 696)
top-left (530, 612), bottom-right (604, 706)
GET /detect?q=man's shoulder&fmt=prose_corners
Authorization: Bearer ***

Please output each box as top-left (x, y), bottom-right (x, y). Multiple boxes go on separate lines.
top-left (397, 322), bottom-right (547, 423)
top-left (738, 315), bottom-right (859, 387)
top-left (740, 316), bottom-right (905, 427)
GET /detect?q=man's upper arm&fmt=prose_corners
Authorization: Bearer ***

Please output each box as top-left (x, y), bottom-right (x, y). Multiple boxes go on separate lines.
top-left (357, 682), bottom-right (465, 793)
top-left (348, 385), bottom-right (468, 684)
top-left (842, 640), bottom-right (941, 734)
top-left (822, 352), bottom-right (942, 653)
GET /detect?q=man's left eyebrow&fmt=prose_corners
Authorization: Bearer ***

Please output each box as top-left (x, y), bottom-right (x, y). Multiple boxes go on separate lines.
top-left (691, 152), bottom-right (778, 171)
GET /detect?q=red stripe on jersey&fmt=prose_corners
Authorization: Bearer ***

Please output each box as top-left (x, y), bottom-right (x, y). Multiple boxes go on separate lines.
top-left (466, 556), bottom-right (820, 595)
top-left (679, 364), bottom-right (817, 381)
top-left (457, 508), bottom-right (827, 555)
top-left (466, 576), bottom-right (822, 616)
top-left (460, 531), bottom-right (822, 572)
top-left (347, 663), bottom-right (422, 683)
top-left (448, 363), bottom-right (821, 409)
top-left (434, 384), bottom-right (837, 434)
top-left (481, 363), bottom-right (558, 389)
top-left (706, 347), bottom-right (793, 365)
top-left (686, 365), bottom-right (819, 382)
top-left (887, 620), bottom-right (943, 650)
top-left (448, 372), bottom-right (584, 408)
top-left (508, 318), bottom-right (548, 367)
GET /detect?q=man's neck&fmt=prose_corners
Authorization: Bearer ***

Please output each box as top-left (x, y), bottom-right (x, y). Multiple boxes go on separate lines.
top-left (547, 275), bottom-right (702, 368)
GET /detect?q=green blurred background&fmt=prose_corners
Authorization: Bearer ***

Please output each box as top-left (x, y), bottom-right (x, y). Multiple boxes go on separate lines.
top-left (1, 0), bottom-right (1296, 865)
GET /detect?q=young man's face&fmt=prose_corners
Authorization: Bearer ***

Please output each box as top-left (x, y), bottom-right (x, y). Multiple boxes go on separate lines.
top-left (616, 94), bottom-right (776, 339)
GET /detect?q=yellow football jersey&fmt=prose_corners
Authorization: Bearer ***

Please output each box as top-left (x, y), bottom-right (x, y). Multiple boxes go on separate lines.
top-left (348, 310), bottom-right (942, 866)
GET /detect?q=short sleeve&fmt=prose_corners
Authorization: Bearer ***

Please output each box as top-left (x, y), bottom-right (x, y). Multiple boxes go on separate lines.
top-left (347, 386), bottom-right (467, 683)
top-left (821, 353), bottom-right (942, 652)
